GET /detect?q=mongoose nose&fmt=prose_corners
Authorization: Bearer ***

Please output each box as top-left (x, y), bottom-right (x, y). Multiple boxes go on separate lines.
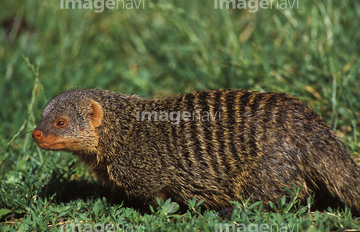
top-left (32, 130), bottom-right (43, 141)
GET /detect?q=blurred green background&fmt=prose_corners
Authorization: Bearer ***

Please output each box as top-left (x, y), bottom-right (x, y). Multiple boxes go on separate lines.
top-left (1, 0), bottom-right (359, 142)
top-left (0, 0), bottom-right (360, 229)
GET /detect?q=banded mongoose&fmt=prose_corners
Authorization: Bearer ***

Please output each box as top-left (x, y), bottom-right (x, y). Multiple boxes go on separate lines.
top-left (32, 89), bottom-right (360, 212)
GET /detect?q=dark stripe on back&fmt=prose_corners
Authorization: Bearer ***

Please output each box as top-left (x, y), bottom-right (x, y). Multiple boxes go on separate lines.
top-left (172, 95), bottom-right (189, 171)
top-left (193, 91), bottom-right (210, 172)
top-left (237, 91), bottom-right (253, 157)
top-left (182, 93), bottom-right (196, 170)
top-left (214, 91), bottom-right (231, 179)
top-left (207, 91), bottom-right (222, 180)
top-left (224, 90), bottom-right (243, 170)
top-left (248, 92), bottom-right (265, 158)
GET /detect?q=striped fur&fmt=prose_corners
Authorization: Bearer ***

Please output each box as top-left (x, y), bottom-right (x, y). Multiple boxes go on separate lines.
top-left (33, 89), bottom-right (360, 212)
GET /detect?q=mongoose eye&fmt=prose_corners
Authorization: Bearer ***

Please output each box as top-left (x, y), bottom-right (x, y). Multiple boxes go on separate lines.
top-left (54, 118), bottom-right (67, 128)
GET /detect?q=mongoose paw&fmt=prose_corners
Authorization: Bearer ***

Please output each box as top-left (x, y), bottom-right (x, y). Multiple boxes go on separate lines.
top-left (216, 207), bottom-right (234, 220)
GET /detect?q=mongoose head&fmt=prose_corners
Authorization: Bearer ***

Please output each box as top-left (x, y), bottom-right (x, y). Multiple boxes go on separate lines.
top-left (32, 90), bottom-right (103, 153)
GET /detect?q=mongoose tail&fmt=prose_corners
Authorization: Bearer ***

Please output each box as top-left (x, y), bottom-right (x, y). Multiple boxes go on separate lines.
top-left (304, 125), bottom-right (360, 211)
top-left (256, 93), bottom-right (360, 212)
top-left (281, 96), bottom-right (360, 211)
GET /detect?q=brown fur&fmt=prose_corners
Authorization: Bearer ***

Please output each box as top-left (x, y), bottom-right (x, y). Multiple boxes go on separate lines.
top-left (32, 89), bottom-right (360, 212)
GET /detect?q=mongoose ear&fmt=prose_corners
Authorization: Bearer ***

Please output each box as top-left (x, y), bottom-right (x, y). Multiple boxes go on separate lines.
top-left (90, 100), bottom-right (103, 128)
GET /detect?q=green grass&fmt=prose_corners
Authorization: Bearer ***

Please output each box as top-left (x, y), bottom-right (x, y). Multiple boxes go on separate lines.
top-left (1, 0), bottom-right (360, 231)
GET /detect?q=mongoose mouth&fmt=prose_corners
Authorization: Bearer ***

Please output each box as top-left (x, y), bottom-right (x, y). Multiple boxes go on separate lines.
top-left (36, 142), bottom-right (67, 150)
top-left (32, 129), bottom-right (69, 151)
